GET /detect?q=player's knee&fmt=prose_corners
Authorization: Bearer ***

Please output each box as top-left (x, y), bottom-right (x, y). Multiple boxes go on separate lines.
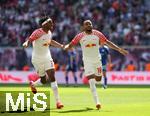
top-left (49, 72), bottom-right (56, 82)
top-left (95, 76), bottom-right (102, 82)
top-left (46, 69), bottom-right (55, 82)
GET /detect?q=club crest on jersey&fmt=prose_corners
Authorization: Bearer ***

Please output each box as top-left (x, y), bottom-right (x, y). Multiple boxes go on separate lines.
top-left (85, 43), bottom-right (96, 48)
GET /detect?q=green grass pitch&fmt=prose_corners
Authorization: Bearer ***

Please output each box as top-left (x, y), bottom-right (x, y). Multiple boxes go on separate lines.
top-left (0, 84), bottom-right (150, 116)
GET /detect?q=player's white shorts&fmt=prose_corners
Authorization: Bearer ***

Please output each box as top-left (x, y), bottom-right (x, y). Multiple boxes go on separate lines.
top-left (84, 60), bottom-right (103, 77)
top-left (32, 60), bottom-right (54, 77)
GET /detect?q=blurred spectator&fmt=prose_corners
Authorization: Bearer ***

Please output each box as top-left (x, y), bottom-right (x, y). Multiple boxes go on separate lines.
top-left (145, 62), bottom-right (150, 71)
top-left (22, 64), bottom-right (30, 71)
top-left (125, 61), bottom-right (136, 71)
top-left (0, 48), bottom-right (16, 70)
top-left (15, 49), bottom-right (28, 70)
top-left (54, 59), bottom-right (60, 71)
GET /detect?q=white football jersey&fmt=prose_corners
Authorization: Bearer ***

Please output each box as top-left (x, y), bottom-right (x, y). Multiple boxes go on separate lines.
top-left (29, 28), bottom-right (52, 62)
top-left (71, 29), bottom-right (107, 62)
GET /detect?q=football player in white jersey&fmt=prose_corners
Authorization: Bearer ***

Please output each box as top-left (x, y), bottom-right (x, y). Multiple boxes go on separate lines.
top-left (23, 16), bottom-right (64, 109)
top-left (64, 20), bottom-right (128, 109)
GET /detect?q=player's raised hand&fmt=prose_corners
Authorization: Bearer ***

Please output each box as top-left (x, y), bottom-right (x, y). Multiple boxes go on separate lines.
top-left (119, 48), bottom-right (128, 56)
top-left (22, 40), bottom-right (29, 48)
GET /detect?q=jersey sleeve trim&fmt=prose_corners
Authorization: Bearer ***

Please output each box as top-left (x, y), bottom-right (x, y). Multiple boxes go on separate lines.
top-left (29, 28), bottom-right (46, 42)
top-left (93, 29), bottom-right (107, 44)
top-left (71, 32), bottom-right (85, 45)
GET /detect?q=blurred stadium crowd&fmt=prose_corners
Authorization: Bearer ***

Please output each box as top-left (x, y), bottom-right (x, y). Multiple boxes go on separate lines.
top-left (0, 0), bottom-right (150, 71)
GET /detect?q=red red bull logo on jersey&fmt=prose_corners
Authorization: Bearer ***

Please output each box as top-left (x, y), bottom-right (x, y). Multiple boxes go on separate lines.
top-left (85, 44), bottom-right (96, 48)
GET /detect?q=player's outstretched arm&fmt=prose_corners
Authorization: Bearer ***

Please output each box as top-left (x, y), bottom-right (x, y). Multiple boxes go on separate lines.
top-left (49, 40), bottom-right (64, 48)
top-left (22, 40), bottom-right (30, 48)
top-left (105, 40), bottom-right (128, 56)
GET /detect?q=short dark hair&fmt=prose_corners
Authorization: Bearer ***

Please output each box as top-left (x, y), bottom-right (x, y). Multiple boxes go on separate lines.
top-left (39, 16), bottom-right (50, 26)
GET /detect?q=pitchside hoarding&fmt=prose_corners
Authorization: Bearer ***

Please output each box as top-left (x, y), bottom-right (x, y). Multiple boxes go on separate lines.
top-left (0, 71), bottom-right (150, 85)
